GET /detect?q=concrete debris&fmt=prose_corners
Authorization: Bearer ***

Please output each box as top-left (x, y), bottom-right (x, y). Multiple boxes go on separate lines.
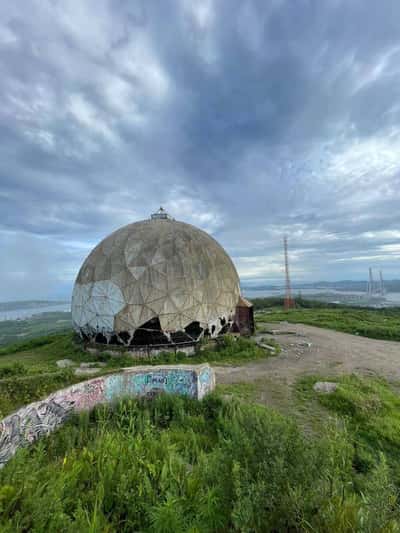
top-left (268, 330), bottom-right (297, 336)
top-left (313, 381), bottom-right (338, 394)
top-left (258, 343), bottom-right (277, 353)
top-left (74, 367), bottom-right (103, 376)
top-left (56, 359), bottom-right (75, 368)
top-left (80, 362), bottom-right (107, 368)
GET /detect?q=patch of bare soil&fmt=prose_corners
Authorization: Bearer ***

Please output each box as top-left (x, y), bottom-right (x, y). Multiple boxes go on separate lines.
top-left (214, 322), bottom-right (400, 397)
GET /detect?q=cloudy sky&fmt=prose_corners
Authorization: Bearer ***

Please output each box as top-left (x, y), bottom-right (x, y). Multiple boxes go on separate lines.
top-left (1, 0), bottom-right (400, 300)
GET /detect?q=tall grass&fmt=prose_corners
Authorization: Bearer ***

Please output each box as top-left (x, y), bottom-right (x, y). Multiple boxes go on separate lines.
top-left (1, 393), bottom-right (399, 532)
top-left (0, 335), bottom-right (276, 418)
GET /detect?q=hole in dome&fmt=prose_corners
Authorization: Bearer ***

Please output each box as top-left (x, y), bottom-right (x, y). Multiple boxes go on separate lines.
top-left (95, 332), bottom-right (107, 344)
top-left (220, 317), bottom-right (226, 326)
top-left (219, 323), bottom-right (230, 334)
top-left (171, 330), bottom-right (192, 343)
top-left (119, 331), bottom-right (131, 345)
top-left (130, 317), bottom-right (170, 346)
top-left (184, 321), bottom-right (203, 340)
top-left (211, 325), bottom-right (216, 334)
top-left (110, 334), bottom-right (122, 345)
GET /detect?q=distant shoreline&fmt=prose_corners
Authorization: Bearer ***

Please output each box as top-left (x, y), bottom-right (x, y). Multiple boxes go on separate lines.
top-left (0, 301), bottom-right (70, 312)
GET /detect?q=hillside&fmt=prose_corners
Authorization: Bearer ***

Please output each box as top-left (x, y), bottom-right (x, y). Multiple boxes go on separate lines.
top-left (0, 306), bottom-right (400, 531)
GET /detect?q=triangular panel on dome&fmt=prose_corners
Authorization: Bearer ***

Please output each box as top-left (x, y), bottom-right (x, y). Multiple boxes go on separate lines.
top-left (138, 305), bottom-right (156, 327)
top-left (145, 297), bottom-right (166, 316)
top-left (90, 297), bottom-right (109, 316)
top-left (124, 282), bottom-right (145, 306)
top-left (124, 239), bottom-right (143, 265)
top-left (159, 313), bottom-right (179, 332)
top-left (91, 281), bottom-right (107, 298)
top-left (113, 270), bottom-right (133, 290)
top-left (162, 296), bottom-right (181, 316)
top-left (151, 248), bottom-right (165, 266)
top-left (101, 234), bottom-right (116, 256)
top-left (114, 315), bottom-right (135, 335)
top-left (94, 255), bottom-right (111, 281)
top-left (119, 304), bottom-right (143, 328)
top-left (110, 258), bottom-right (126, 277)
top-left (142, 285), bottom-right (168, 304)
top-left (129, 266), bottom-right (147, 280)
top-left (168, 288), bottom-right (187, 309)
top-left (151, 260), bottom-right (167, 276)
top-left (147, 266), bottom-right (168, 293)
top-left (180, 306), bottom-right (201, 325)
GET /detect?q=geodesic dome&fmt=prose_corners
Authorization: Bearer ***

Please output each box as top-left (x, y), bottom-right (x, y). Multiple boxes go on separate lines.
top-left (72, 210), bottom-right (241, 346)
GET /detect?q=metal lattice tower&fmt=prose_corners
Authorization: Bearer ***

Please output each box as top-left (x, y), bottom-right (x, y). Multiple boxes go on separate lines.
top-left (283, 235), bottom-right (295, 310)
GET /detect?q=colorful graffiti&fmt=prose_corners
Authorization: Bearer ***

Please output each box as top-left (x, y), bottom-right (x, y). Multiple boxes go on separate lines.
top-left (198, 366), bottom-right (215, 399)
top-left (0, 364), bottom-right (215, 468)
top-left (104, 369), bottom-right (199, 402)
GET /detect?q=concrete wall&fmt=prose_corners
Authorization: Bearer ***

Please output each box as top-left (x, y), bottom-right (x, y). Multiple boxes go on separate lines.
top-left (0, 364), bottom-right (215, 468)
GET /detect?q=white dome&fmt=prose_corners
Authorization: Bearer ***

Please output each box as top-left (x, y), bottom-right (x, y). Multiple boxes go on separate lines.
top-left (72, 214), bottom-right (240, 345)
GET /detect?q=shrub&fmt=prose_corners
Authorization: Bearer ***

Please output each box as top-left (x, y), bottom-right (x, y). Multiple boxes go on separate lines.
top-left (1, 394), bottom-right (399, 531)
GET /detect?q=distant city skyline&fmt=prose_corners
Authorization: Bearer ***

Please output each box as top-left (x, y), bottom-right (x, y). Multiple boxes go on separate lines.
top-left (0, 1), bottom-right (399, 300)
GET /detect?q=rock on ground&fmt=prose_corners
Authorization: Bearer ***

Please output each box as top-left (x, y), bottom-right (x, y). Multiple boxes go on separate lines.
top-left (74, 367), bottom-right (102, 376)
top-left (313, 381), bottom-right (338, 393)
top-left (56, 359), bottom-right (75, 368)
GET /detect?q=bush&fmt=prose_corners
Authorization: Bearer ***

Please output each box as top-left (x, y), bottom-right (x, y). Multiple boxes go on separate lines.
top-left (0, 369), bottom-right (78, 418)
top-left (1, 394), bottom-right (399, 531)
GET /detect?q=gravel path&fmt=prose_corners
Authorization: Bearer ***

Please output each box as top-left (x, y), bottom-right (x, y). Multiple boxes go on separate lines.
top-left (214, 322), bottom-right (400, 386)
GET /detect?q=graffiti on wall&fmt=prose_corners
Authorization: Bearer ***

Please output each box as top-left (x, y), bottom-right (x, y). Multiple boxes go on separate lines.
top-left (198, 366), bottom-right (215, 399)
top-left (0, 364), bottom-right (214, 468)
top-left (104, 369), bottom-right (198, 402)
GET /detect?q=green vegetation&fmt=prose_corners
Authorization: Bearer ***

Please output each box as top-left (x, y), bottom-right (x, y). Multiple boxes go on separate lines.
top-left (2, 307), bottom-right (400, 530)
top-left (251, 296), bottom-right (342, 310)
top-left (0, 311), bottom-right (71, 346)
top-left (1, 393), bottom-right (399, 532)
top-left (257, 306), bottom-right (400, 341)
top-left (0, 370), bottom-right (82, 419)
top-left (0, 334), bottom-right (275, 417)
top-left (297, 375), bottom-right (400, 482)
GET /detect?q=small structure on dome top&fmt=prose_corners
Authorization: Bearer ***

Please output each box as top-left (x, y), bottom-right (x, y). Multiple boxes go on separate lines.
top-left (71, 209), bottom-right (254, 353)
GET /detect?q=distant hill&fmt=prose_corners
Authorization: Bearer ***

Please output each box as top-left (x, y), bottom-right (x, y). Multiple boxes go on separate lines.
top-left (0, 300), bottom-right (70, 312)
top-left (242, 280), bottom-right (400, 292)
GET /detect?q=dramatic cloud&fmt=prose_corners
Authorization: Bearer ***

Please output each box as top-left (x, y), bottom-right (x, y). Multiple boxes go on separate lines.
top-left (0, 0), bottom-right (399, 300)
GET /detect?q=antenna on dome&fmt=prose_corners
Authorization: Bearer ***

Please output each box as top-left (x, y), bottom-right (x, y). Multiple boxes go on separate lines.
top-left (151, 206), bottom-right (172, 220)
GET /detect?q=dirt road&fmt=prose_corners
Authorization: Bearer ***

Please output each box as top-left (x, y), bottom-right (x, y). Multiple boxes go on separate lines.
top-left (214, 322), bottom-right (400, 386)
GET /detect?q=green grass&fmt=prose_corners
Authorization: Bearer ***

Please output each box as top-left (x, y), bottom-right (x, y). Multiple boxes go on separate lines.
top-left (257, 306), bottom-right (400, 341)
top-left (0, 311), bottom-right (71, 346)
top-left (297, 375), bottom-right (400, 483)
top-left (1, 393), bottom-right (399, 532)
top-left (0, 334), bottom-right (276, 418)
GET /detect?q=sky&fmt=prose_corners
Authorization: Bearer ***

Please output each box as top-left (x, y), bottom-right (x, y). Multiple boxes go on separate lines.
top-left (1, 0), bottom-right (400, 301)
